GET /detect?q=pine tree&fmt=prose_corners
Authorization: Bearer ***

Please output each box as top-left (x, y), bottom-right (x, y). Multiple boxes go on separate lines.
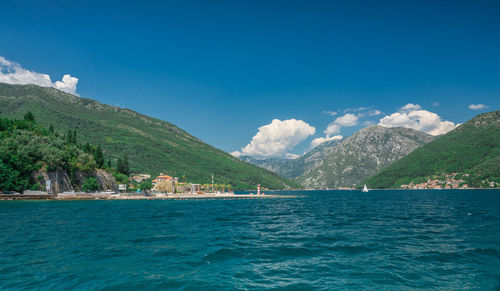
top-left (66, 129), bottom-right (73, 143)
top-left (84, 141), bottom-right (91, 153)
top-left (94, 145), bottom-right (104, 168)
top-left (23, 111), bottom-right (35, 122)
top-left (117, 154), bottom-right (129, 175)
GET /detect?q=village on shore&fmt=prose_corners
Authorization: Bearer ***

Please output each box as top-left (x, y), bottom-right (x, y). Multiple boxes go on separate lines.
top-left (400, 172), bottom-right (499, 190)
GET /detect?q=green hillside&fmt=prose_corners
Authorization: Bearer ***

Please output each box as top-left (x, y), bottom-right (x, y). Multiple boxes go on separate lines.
top-left (0, 83), bottom-right (300, 190)
top-left (364, 111), bottom-right (500, 188)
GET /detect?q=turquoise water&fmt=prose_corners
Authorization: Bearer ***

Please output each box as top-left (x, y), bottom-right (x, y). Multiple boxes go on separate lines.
top-left (0, 190), bottom-right (499, 290)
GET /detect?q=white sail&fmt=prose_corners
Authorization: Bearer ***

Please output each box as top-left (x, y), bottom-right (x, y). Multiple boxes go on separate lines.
top-left (362, 184), bottom-right (369, 192)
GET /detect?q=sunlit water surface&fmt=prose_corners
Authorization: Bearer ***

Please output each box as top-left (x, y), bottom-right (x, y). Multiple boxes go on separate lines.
top-left (0, 190), bottom-right (499, 290)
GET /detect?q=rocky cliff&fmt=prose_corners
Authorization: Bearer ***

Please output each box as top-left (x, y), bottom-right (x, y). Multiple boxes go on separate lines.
top-left (32, 168), bottom-right (117, 193)
top-left (32, 169), bottom-right (73, 193)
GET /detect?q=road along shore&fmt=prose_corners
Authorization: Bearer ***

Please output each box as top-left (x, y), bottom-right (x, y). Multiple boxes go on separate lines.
top-left (1, 193), bottom-right (302, 200)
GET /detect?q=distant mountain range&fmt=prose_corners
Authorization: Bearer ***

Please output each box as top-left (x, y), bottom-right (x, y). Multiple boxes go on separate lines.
top-left (0, 83), bottom-right (300, 190)
top-left (364, 111), bottom-right (500, 188)
top-left (242, 126), bottom-right (435, 189)
top-left (239, 138), bottom-right (340, 179)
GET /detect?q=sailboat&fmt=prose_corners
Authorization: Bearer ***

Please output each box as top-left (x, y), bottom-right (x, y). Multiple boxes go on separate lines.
top-left (362, 184), bottom-right (369, 192)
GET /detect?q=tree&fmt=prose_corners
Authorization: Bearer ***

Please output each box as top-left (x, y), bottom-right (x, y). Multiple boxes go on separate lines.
top-left (49, 124), bottom-right (54, 133)
top-left (94, 145), bottom-right (104, 168)
top-left (66, 129), bottom-right (73, 143)
top-left (23, 111), bottom-right (35, 122)
top-left (139, 181), bottom-right (153, 192)
top-left (84, 141), bottom-right (91, 153)
top-left (117, 154), bottom-right (129, 175)
top-left (82, 177), bottom-right (99, 192)
top-left (114, 173), bottom-right (129, 184)
top-left (106, 159), bottom-right (112, 169)
top-left (0, 161), bottom-right (19, 191)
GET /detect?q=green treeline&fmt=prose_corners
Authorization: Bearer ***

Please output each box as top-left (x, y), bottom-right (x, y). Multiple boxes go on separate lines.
top-left (0, 113), bottom-right (128, 192)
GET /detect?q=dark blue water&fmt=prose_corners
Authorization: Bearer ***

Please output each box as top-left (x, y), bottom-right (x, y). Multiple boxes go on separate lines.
top-left (0, 190), bottom-right (499, 290)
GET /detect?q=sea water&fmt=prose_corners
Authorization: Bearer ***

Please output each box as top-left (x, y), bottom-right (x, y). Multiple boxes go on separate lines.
top-left (0, 190), bottom-right (499, 290)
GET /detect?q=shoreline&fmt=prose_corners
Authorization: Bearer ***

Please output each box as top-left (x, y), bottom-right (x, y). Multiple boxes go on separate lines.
top-left (1, 188), bottom-right (498, 201)
top-left (0, 193), bottom-right (302, 201)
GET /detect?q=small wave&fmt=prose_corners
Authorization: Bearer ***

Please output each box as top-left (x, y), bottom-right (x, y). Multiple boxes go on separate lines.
top-left (327, 245), bottom-right (373, 254)
top-left (416, 251), bottom-right (464, 263)
top-left (202, 248), bottom-right (244, 263)
top-left (313, 235), bottom-right (347, 243)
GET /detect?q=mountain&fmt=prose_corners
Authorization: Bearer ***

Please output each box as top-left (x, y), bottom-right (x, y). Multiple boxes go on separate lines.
top-left (295, 126), bottom-right (435, 189)
top-left (364, 111), bottom-right (500, 188)
top-left (0, 83), bottom-right (300, 190)
top-left (239, 138), bottom-right (340, 178)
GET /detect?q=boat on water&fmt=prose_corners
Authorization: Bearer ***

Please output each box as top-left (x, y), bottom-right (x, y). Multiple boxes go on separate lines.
top-left (362, 184), bottom-right (369, 192)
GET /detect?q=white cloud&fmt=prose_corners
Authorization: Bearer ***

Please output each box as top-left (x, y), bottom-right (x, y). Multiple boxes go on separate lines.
top-left (468, 104), bottom-right (488, 110)
top-left (379, 104), bottom-right (457, 136)
top-left (433, 102), bottom-right (440, 107)
top-left (400, 103), bottom-right (422, 112)
top-left (324, 113), bottom-right (359, 135)
top-left (239, 119), bottom-right (316, 158)
top-left (368, 109), bottom-right (382, 116)
top-left (334, 113), bottom-right (359, 126)
top-left (323, 110), bottom-right (338, 116)
top-left (230, 151), bottom-right (242, 158)
top-left (324, 123), bottom-right (341, 135)
top-left (310, 135), bottom-right (343, 148)
top-left (54, 74), bottom-right (79, 95)
top-left (285, 153), bottom-right (300, 159)
top-left (0, 56), bottom-right (79, 95)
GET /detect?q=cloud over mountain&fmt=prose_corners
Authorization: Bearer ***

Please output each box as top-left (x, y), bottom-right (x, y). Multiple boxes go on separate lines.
top-left (235, 119), bottom-right (316, 158)
top-left (0, 56), bottom-right (79, 95)
top-left (468, 104), bottom-right (488, 110)
top-left (310, 135), bottom-right (343, 148)
top-left (379, 103), bottom-right (457, 136)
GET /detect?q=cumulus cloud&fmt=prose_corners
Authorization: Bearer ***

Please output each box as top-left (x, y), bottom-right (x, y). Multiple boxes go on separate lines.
top-left (334, 113), bottom-right (359, 126)
top-left (400, 103), bottom-right (422, 112)
top-left (310, 135), bottom-right (343, 148)
top-left (0, 56), bottom-right (79, 95)
top-left (468, 104), bottom-right (488, 110)
top-left (379, 103), bottom-right (457, 136)
top-left (238, 119), bottom-right (316, 158)
top-left (323, 113), bottom-right (359, 136)
top-left (324, 123), bottom-right (341, 136)
top-left (230, 151), bottom-right (242, 158)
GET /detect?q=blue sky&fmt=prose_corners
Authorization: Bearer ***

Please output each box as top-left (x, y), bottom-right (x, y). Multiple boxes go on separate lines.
top-left (1, 0), bottom-right (499, 157)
